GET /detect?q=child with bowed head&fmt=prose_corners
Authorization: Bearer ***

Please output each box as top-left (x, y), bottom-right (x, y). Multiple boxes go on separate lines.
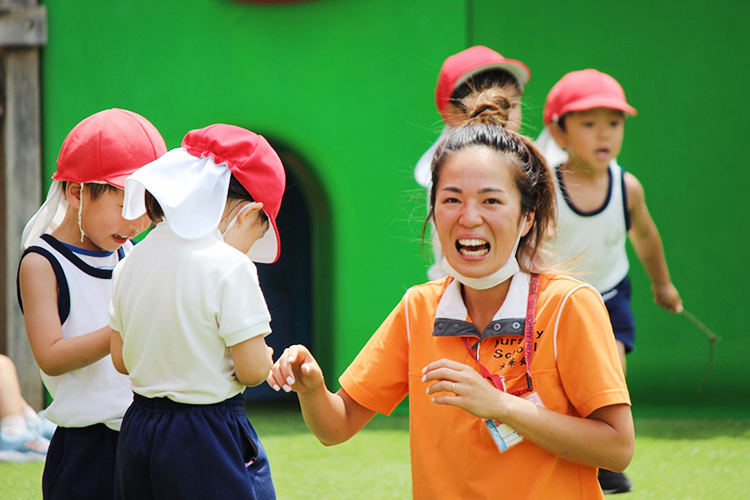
top-left (17, 108), bottom-right (166, 499)
top-left (109, 124), bottom-right (285, 500)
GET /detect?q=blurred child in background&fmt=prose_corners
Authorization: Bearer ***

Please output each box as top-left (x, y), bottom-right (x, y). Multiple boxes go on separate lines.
top-left (414, 46), bottom-right (531, 279)
top-left (542, 69), bottom-right (682, 494)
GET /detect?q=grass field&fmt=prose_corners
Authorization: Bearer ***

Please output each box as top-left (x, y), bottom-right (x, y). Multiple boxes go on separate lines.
top-left (2, 403), bottom-right (748, 499)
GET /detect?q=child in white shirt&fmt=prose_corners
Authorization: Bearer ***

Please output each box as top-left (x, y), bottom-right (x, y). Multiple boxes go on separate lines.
top-left (109, 124), bottom-right (285, 500)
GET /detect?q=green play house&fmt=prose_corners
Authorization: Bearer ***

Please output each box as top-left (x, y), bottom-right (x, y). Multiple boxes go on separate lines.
top-left (1, 0), bottom-right (746, 415)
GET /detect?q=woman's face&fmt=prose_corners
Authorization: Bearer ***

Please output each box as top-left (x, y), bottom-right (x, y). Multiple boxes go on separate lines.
top-left (433, 146), bottom-right (530, 279)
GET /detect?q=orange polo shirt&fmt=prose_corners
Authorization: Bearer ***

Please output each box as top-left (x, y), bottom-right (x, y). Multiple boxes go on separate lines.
top-left (340, 272), bottom-right (630, 500)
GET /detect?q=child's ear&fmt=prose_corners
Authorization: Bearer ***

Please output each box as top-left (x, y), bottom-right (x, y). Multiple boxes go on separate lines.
top-left (548, 123), bottom-right (568, 149)
top-left (66, 183), bottom-right (83, 209)
top-left (237, 202), bottom-right (263, 228)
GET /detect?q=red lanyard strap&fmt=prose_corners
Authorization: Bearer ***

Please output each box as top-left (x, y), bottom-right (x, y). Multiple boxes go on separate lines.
top-left (462, 273), bottom-right (539, 397)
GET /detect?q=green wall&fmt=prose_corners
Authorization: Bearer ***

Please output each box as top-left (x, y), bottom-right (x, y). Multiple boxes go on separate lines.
top-left (41, 0), bottom-right (462, 379)
top-left (40, 0), bottom-right (748, 413)
top-left (473, 0), bottom-right (749, 412)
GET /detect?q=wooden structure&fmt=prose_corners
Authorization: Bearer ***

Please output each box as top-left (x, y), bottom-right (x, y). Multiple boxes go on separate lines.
top-left (0, 0), bottom-right (46, 409)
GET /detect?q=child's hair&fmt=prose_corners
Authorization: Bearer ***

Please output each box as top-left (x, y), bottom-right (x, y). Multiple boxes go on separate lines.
top-left (144, 176), bottom-right (269, 226)
top-left (451, 68), bottom-right (522, 103)
top-left (60, 181), bottom-right (120, 201)
top-left (424, 88), bottom-right (556, 272)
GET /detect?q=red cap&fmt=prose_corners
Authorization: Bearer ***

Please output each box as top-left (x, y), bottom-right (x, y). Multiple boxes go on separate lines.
top-left (543, 69), bottom-right (637, 124)
top-left (54, 109), bottom-right (167, 188)
top-left (435, 46), bottom-right (531, 122)
top-left (182, 124), bottom-right (286, 263)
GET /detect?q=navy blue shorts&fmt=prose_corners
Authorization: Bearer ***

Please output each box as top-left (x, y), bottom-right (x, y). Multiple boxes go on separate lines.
top-left (115, 393), bottom-right (275, 500)
top-left (602, 276), bottom-right (637, 353)
top-left (43, 423), bottom-right (119, 500)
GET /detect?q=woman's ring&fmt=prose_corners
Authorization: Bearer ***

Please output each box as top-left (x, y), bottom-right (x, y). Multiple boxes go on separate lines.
top-left (451, 382), bottom-right (456, 393)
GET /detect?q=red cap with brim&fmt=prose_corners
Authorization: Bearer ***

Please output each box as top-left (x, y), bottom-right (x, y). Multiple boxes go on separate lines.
top-left (54, 108), bottom-right (167, 188)
top-left (435, 46), bottom-right (531, 122)
top-left (543, 69), bottom-right (637, 124)
top-left (182, 125), bottom-right (286, 264)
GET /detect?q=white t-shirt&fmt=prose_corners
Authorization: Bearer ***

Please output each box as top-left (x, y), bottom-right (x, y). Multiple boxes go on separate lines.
top-left (22, 235), bottom-right (134, 430)
top-left (109, 223), bottom-right (271, 405)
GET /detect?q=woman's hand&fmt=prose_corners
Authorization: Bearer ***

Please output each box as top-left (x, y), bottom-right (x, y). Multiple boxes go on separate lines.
top-left (422, 358), bottom-right (507, 421)
top-left (267, 344), bottom-right (376, 446)
top-left (267, 344), bottom-right (324, 394)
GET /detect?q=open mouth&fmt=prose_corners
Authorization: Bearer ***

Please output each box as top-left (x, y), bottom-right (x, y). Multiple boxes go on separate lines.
top-left (595, 147), bottom-right (610, 159)
top-left (456, 238), bottom-right (490, 257)
top-left (113, 234), bottom-right (128, 243)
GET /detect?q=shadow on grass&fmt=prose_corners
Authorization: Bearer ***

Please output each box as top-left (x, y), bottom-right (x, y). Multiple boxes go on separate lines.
top-left (633, 417), bottom-right (750, 440)
top-left (631, 405), bottom-right (750, 440)
top-left (245, 400), bottom-right (409, 437)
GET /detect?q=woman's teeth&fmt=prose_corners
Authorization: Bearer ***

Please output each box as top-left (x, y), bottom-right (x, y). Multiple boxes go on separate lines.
top-left (457, 238), bottom-right (490, 256)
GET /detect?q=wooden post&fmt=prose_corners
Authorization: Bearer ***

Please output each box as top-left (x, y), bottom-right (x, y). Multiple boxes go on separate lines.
top-left (0, 2), bottom-right (47, 409)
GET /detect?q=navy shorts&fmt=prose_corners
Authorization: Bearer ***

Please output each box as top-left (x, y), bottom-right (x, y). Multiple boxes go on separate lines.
top-left (602, 276), bottom-right (637, 353)
top-left (43, 423), bottom-right (119, 500)
top-left (115, 393), bottom-right (275, 500)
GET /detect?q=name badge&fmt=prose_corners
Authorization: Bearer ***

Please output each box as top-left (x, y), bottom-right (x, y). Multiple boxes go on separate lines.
top-left (484, 391), bottom-right (544, 453)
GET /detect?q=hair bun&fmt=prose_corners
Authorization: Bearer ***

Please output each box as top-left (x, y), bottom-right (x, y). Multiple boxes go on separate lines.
top-left (460, 87), bottom-right (512, 128)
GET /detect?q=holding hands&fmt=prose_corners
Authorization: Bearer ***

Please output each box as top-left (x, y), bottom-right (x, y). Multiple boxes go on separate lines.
top-left (267, 345), bottom-right (324, 394)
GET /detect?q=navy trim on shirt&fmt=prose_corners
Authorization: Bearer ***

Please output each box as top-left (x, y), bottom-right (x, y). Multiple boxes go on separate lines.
top-left (17, 247), bottom-right (71, 324)
top-left (60, 242), bottom-right (114, 258)
top-left (621, 169), bottom-right (631, 232)
top-left (556, 166), bottom-right (613, 217)
top-left (40, 234), bottom-right (123, 279)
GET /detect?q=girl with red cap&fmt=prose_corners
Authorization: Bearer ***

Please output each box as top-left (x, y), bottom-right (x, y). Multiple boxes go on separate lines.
top-left (17, 108), bottom-right (167, 499)
top-left (109, 124), bottom-right (285, 500)
top-left (542, 69), bottom-right (683, 493)
top-left (415, 46), bottom-right (531, 280)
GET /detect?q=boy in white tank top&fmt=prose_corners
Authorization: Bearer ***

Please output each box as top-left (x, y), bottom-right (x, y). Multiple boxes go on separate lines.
top-left (541, 69), bottom-right (682, 494)
top-left (17, 109), bottom-right (166, 499)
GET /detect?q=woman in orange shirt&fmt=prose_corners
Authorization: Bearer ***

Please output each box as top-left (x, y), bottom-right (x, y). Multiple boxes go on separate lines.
top-left (269, 88), bottom-right (634, 499)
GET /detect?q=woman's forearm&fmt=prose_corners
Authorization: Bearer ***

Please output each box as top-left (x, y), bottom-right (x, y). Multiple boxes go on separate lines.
top-left (500, 399), bottom-right (634, 471)
top-left (299, 387), bottom-right (376, 446)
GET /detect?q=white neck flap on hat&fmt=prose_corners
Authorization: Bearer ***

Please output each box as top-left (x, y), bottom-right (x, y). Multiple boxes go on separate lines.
top-left (535, 127), bottom-right (569, 167)
top-left (21, 182), bottom-right (68, 250)
top-left (123, 148), bottom-right (231, 240)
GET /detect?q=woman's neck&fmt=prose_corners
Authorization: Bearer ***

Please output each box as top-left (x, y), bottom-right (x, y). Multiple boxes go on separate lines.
top-left (461, 278), bottom-right (513, 333)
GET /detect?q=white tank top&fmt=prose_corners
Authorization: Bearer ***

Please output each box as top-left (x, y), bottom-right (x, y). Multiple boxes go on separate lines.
top-left (18, 235), bottom-right (134, 430)
top-left (546, 163), bottom-right (630, 292)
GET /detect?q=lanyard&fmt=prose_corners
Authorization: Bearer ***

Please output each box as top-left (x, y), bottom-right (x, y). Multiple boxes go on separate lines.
top-left (462, 273), bottom-right (539, 397)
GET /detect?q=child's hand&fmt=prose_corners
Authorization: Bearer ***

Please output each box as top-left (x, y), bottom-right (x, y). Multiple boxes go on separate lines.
top-left (267, 345), bottom-right (323, 394)
top-left (653, 282), bottom-right (683, 313)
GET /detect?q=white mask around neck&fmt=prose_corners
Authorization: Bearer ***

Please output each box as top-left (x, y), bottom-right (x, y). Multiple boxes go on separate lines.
top-left (221, 203), bottom-right (258, 237)
top-left (440, 222), bottom-right (527, 290)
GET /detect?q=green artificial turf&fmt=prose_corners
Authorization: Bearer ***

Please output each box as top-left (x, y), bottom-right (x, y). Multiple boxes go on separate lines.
top-left (2, 404), bottom-right (748, 499)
